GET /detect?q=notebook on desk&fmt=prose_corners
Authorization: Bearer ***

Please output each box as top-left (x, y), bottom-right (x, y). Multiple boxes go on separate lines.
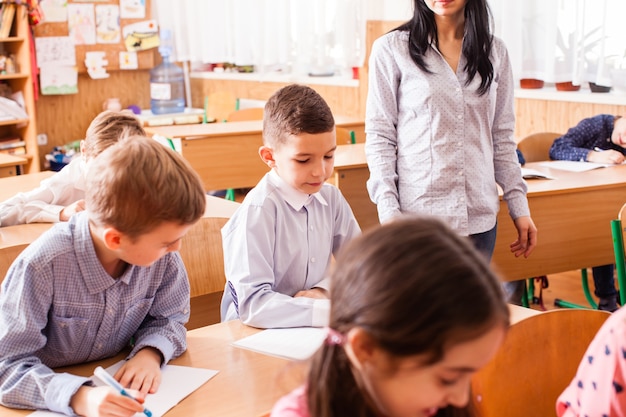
top-left (521, 167), bottom-right (556, 180)
top-left (538, 160), bottom-right (617, 172)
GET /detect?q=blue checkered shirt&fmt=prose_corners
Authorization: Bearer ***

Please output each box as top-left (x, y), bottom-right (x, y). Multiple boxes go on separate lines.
top-left (0, 212), bottom-right (190, 415)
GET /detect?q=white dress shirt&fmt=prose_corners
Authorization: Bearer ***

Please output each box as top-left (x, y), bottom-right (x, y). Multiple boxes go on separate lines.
top-left (365, 30), bottom-right (529, 235)
top-left (0, 157), bottom-right (87, 226)
top-left (220, 170), bottom-right (361, 328)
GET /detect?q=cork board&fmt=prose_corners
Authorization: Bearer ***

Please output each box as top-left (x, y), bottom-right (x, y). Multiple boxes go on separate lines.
top-left (33, 0), bottom-right (155, 73)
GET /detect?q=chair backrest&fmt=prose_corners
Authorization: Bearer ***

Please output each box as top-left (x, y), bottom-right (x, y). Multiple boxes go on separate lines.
top-left (335, 126), bottom-right (356, 145)
top-left (0, 243), bottom-right (30, 285)
top-left (517, 132), bottom-right (562, 162)
top-left (178, 216), bottom-right (229, 298)
top-left (206, 91), bottom-right (238, 123)
top-left (471, 308), bottom-right (610, 417)
top-left (611, 203), bottom-right (626, 304)
top-left (226, 107), bottom-right (264, 122)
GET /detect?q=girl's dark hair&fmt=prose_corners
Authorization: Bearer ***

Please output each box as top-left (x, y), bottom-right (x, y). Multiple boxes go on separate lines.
top-left (307, 216), bottom-right (509, 417)
top-left (396, 0), bottom-right (494, 95)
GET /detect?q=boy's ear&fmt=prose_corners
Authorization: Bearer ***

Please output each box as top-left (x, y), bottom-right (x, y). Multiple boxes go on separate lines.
top-left (259, 145), bottom-right (276, 168)
top-left (102, 227), bottom-right (123, 250)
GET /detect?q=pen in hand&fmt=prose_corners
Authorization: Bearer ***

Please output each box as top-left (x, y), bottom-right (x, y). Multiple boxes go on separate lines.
top-left (594, 147), bottom-right (603, 152)
top-left (94, 366), bottom-right (153, 417)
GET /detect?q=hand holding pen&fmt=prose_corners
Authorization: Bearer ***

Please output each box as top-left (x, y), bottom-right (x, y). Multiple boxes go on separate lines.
top-left (588, 147), bottom-right (625, 164)
top-left (94, 366), bottom-right (153, 417)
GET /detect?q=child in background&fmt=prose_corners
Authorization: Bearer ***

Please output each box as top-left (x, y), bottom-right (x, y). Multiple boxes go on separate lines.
top-left (549, 114), bottom-right (624, 311)
top-left (0, 137), bottom-right (206, 416)
top-left (220, 84), bottom-right (361, 329)
top-left (556, 306), bottom-right (626, 416)
top-left (0, 110), bottom-right (145, 226)
top-left (271, 216), bottom-right (509, 417)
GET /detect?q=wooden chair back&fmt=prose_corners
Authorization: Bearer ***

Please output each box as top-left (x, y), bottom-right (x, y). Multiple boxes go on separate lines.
top-left (517, 132), bottom-right (562, 162)
top-left (226, 107), bottom-right (264, 122)
top-left (0, 243), bottom-right (29, 285)
top-left (207, 91), bottom-right (237, 123)
top-left (179, 216), bottom-right (229, 298)
top-left (471, 308), bottom-right (610, 417)
top-left (335, 126), bottom-right (356, 145)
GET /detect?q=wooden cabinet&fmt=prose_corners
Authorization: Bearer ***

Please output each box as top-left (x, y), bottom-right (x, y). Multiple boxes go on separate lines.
top-left (0, 5), bottom-right (39, 173)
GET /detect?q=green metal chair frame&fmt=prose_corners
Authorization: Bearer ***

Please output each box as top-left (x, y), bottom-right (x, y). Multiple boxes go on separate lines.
top-left (611, 203), bottom-right (626, 305)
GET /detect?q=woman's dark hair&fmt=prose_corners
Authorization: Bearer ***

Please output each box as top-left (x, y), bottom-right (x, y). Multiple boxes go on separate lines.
top-left (396, 0), bottom-right (494, 95)
top-left (306, 216), bottom-right (509, 417)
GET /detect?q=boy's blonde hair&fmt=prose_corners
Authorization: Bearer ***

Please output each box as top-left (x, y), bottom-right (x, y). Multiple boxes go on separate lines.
top-left (262, 84), bottom-right (335, 148)
top-left (83, 110), bottom-right (146, 159)
top-left (85, 136), bottom-right (206, 239)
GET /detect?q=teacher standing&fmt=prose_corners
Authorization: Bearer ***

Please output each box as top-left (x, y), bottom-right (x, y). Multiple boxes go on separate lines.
top-left (365, 0), bottom-right (537, 299)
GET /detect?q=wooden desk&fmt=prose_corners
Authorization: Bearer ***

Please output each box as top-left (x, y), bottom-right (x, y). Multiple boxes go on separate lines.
top-left (0, 153), bottom-right (28, 178)
top-left (492, 162), bottom-right (626, 281)
top-left (146, 116), bottom-right (365, 191)
top-left (0, 170), bottom-right (55, 202)
top-left (0, 304), bottom-right (533, 417)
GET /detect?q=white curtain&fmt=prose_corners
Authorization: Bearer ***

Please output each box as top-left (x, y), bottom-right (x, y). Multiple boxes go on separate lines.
top-left (153, 0), bottom-right (366, 75)
top-left (490, 0), bottom-right (626, 86)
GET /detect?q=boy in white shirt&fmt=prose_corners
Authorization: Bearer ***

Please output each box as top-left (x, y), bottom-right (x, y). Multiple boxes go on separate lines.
top-left (0, 110), bottom-right (145, 226)
top-left (220, 84), bottom-right (361, 329)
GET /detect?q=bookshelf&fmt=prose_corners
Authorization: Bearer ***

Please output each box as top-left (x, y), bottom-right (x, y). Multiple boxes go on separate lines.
top-left (0, 3), bottom-right (39, 173)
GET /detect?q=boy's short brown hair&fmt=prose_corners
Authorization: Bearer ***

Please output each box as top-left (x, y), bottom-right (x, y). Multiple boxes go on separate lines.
top-left (262, 84), bottom-right (335, 147)
top-left (83, 110), bottom-right (146, 159)
top-left (85, 136), bottom-right (206, 239)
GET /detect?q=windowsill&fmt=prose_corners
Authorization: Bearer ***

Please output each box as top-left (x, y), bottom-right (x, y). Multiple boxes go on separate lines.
top-left (189, 71), bottom-right (360, 88)
top-left (515, 85), bottom-right (626, 105)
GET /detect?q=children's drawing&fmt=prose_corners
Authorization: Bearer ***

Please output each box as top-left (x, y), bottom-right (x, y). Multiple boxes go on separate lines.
top-left (68, 3), bottom-right (96, 45)
top-left (95, 4), bottom-right (120, 44)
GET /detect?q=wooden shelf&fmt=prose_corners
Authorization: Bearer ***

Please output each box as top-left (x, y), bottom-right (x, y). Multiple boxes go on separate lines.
top-left (0, 118), bottom-right (28, 127)
top-left (0, 5), bottom-right (39, 173)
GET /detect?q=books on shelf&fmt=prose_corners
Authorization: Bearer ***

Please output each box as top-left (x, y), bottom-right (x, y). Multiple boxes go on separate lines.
top-left (0, 3), bottom-right (16, 38)
top-left (0, 136), bottom-right (25, 155)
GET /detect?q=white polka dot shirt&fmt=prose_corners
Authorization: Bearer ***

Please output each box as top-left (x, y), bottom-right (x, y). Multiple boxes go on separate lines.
top-left (365, 30), bottom-right (529, 235)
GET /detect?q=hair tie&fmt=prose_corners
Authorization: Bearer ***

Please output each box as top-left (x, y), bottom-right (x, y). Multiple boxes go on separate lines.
top-left (325, 327), bottom-right (345, 346)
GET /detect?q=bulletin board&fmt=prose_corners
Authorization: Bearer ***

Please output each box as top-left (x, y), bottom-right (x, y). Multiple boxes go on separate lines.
top-left (33, 0), bottom-right (155, 73)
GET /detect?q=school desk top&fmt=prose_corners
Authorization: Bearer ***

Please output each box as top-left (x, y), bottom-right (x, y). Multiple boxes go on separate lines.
top-left (0, 305), bottom-right (535, 417)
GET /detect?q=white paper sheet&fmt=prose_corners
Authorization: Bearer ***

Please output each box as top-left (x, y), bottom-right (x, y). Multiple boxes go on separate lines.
top-left (538, 160), bottom-right (613, 172)
top-left (232, 327), bottom-right (326, 361)
top-left (521, 167), bottom-right (556, 180)
top-left (29, 361), bottom-right (218, 417)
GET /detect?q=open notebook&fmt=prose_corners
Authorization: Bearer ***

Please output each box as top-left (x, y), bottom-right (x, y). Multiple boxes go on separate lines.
top-left (521, 167), bottom-right (556, 180)
top-left (29, 361), bottom-right (218, 417)
top-left (538, 160), bottom-right (619, 172)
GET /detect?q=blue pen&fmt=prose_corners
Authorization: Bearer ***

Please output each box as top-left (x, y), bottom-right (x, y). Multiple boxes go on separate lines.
top-left (94, 366), bottom-right (152, 417)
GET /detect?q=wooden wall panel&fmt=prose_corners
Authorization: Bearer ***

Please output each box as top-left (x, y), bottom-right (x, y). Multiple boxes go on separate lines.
top-left (515, 98), bottom-right (626, 140)
top-left (35, 70), bottom-right (151, 168)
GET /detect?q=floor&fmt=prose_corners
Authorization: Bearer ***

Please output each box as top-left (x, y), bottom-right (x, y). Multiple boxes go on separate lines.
top-left (525, 268), bottom-right (601, 312)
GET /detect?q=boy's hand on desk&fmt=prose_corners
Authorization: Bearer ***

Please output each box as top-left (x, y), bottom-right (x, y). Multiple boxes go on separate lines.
top-left (70, 385), bottom-right (145, 417)
top-left (510, 216), bottom-right (537, 258)
top-left (587, 149), bottom-right (625, 164)
top-left (60, 199), bottom-right (86, 221)
top-left (294, 288), bottom-right (329, 299)
top-left (115, 347), bottom-right (163, 395)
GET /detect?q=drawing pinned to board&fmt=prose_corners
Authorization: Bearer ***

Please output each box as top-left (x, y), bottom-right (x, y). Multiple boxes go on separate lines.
top-left (122, 20), bottom-right (159, 52)
top-left (35, 36), bottom-right (76, 67)
top-left (85, 51), bottom-right (109, 79)
top-left (95, 4), bottom-right (120, 44)
top-left (40, 66), bottom-right (78, 95)
top-left (119, 51), bottom-right (138, 69)
top-left (120, 0), bottom-right (145, 19)
top-left (40, 0), bottom-right (68, 23)
top-left (68, 3), bottom-right (96, 45)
